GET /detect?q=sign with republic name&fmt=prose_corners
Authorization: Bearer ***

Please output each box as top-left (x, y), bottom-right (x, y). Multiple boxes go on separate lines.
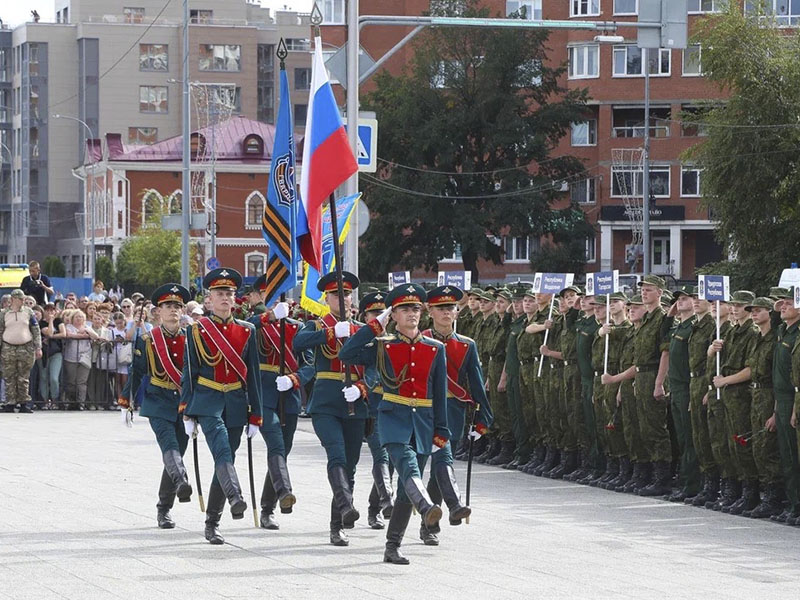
top-left (533, 272), bottom-right (574, 294)
top-left (585, 270), bottom-right (619, 296)
top-left (698, 275), bottom-right (729, 302)
top-left (388, 271), bottom-right (411, 290)
top-left (437, 271), bottom-right (472, 290)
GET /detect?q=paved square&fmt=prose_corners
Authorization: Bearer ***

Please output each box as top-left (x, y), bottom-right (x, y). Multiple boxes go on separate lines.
top-left (1, 412), bottom-right (799, 599)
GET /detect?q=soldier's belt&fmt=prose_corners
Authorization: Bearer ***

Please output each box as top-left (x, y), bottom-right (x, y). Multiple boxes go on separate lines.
top-left (259, 364), bottom-right (280, 373)
top-left (750, 382), bottom-right (772, 390)
top-left (563, 360), bottom-right (571, 366)
top-left (316, 371), bottom-right (347, 382)
top-left (150, 377), bottom-right (178, 391)
top-left (373, 385), bottom-right (384, 395)
top-left (197, 376), bottom-right (242, 393)
top-left (635, 365), bottom-right (658, 373)
top-left (690, 370), bottom-right (706, 378)
top-left (383, 392), bottom-right (433, 409)
top-left (550, 362), bottom-right (563, 370)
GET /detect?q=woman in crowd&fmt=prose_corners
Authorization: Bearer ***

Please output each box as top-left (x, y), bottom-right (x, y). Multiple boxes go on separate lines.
top-left (40, 303), bottom-right (66, 410)
top-left (110, 311), bottom-right (131, 399)
top-left (63, 310), bottom-right (98, 410)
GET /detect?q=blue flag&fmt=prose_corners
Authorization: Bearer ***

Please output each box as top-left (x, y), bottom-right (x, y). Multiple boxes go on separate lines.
top-left (261, 68), bottom-right (301, 305)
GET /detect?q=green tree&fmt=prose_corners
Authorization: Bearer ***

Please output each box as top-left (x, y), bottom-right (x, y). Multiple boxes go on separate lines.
top-left (95, 256), bottom-right (115, 288)
top-left (359, 0), bottom-right (591, 281)
top-left (41, 255), bottom-right (66, 278)
top-left (684, 4), bottom-right (800, 290)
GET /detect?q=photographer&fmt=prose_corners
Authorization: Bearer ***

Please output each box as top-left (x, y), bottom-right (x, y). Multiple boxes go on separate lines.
top-left (20, 261), bottom-right (54, 307)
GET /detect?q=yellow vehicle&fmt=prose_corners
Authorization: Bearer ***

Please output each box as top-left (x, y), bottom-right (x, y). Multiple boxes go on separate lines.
top-left (0, 264), bottom-right (31, 298)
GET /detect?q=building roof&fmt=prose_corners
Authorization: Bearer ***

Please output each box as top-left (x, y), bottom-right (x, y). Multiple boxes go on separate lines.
top-left (102, 116), bottom-right (281, 163)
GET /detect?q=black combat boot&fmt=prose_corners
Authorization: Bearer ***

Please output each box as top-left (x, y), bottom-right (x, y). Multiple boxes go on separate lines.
top-left (434, 462), bottom-right (472, 525)
top-left (468, 436), bottom-right (488, 462)
top-left (525, 445), bottom-right (547, 473)
top-left (710, 479), bottom-right (740, 511)
top-left (454, 436), bottom-right (470, 460)
top-left (730, 480), bottom-right (760, 516)
top-left (545, 449), bottom-right (571, 479)
top-left (204, 481), bottom-right (225, 545)
top-left (328, 465), bottom-right (360, 528)
top-left (746, 481), bottom-right (784, 519)
top-left (487, 441), bottom-right (515, 466)
top-left (621, 462), bottom-right (642, 493)
top-left (384, 502), bottom-right (413, 564)
top-left (534, 446), bottom-right (558, 477)
top-left (475, 438), bottom-right (500, 464)
top-left (596, 457), bottom-right (619, 487)
top-left (694, 475), bottom-right (720, 507)
top-left (565, 451), bottom-right (590, 482)
top-left (604, 457), bottom-right (631, 490)
top-left (260, 471), bottom-right (280, 530)
top-left (215, 463), bottom-right (247, 519)
top-left (156, 469), bottom-right (176, 529)
top-left (162, 449), bottom-right (192, 503)
top-left (722, 480), bottom-right (746, 514)
top-left (329, 499), bottom-right (349, 546)
top-left (638, 461), bottom-right (672, 497)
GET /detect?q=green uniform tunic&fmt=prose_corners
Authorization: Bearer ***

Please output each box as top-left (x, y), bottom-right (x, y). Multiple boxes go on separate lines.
top-left (601, 320), bottom-right (632, 459)
top-left (745, 326), bottom-right (781, 486)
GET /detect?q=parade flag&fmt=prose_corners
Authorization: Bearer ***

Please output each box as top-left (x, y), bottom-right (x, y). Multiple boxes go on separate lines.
top-left (298, 35), bottom-right (358, 272)
top-left (261, 67), bottom-right (301, 304)
top-left (300, 193), bottom-right (361, 316)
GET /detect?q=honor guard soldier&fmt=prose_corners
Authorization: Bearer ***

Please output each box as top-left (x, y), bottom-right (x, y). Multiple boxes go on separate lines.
top-left (339, 284), bottom-right (449, 565)
top-left (294, 271), bottom-right (370, 547)
top-left (248, 274), bottom-right (314, 530)
top-left (181, 268), bottom-right (263, 545)
top-left (122, 283), bottom-right (192, 529)
top-left (360, 290), bottom-right (395, 530)
top-left (419, 285), bottom-right (493, 545)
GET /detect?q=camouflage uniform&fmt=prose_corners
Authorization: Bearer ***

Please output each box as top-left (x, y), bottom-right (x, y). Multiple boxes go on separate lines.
top-left (688, 312), bottom-right (717, 477)
top-left (0, 304), bottom-right (41, 408)
top-left (505, 309), bottom-right (530, 464)
top-left (486, 311), bottom-right (513, 448)
top-left (602, 319), bottom-right (632, 459)
top-left (619, 322), bottom-right (642, 462)
top-left (561, 306), bottom-right (583, 454)
top-left (546, 313), bottom-right (565, 452)
top-left (517, 308), bottom-right (544, 450)
top-left (707, 320), bottom-right (735, 481)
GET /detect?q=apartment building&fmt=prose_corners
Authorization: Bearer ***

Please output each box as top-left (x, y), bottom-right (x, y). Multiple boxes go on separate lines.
top-left (6, 0), bottom-right (311, 276)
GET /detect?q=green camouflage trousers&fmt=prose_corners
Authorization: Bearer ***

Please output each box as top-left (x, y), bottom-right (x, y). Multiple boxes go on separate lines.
top-left (1, 341), bottom-right (36, 406)
top-left (634, 370), bottom-right (672, 463)
top-left (488, 358), bottom-right (513, 442)
top-left (670, 382), bottom-right (701, 494)
top-left (520, 364), bottom-right (541, 447)
top-left (690, 377), bottom-right (717, 474)
top-left (777, 392), bottom-right (800, 511)
top-left (750, 389), bottom-right (781, 485)
top-left (620, 380), bottom-right (642, 462)
top-left (561, 364), bottom-right (582, 451)
top-left (708, 390), bottom-right (735, 479)
top-left (580, 377), bottom-right (599, 466)
top-left (723, 385), bottom-right (758, 481)
top-left (603, 381), bottom-right (626, 458)
top-left (506, 373), bottom-right (530, 460)
top-left (547, 364), bottom-right (565, 450)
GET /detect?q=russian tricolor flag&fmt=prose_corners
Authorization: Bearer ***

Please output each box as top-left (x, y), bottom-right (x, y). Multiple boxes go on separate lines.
top-left (298, 35), bottom-right (358, 272)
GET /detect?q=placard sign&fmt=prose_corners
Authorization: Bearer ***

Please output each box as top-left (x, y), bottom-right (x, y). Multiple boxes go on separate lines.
top-left (698, 275), bottom-right (730, 302)
top-left (532, 272), bottom-right (574, 294)
top-left (437, 271), bottom-right (472, 290)
top-left (586, 270), bottom-right (619, 296)
top-left (388, 271), bottom-right (411, 290)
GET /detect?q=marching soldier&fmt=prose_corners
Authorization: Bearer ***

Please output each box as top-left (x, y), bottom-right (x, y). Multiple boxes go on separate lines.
top-left (181, 268), bottom-right (263, 545)
top-left (359, 291), bottom-right (395, 530)
top-left (294, 271), bottom-right (369, 546)
top-left (339, 283), bottom-right (448, 565)
top-left (122, 283), bottom-right (192, 529)
top-left (419, 285), bottom-right (493, 545)
top-left (247, 274), bottom-right (313, 530)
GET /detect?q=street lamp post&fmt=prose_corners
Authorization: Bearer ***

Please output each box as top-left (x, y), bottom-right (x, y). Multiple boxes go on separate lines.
top-left (53, 113), bottom-right (96, 282)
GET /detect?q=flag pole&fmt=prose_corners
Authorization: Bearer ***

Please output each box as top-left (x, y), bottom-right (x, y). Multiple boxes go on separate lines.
top-left (276, 39), bottom-right (289, 427)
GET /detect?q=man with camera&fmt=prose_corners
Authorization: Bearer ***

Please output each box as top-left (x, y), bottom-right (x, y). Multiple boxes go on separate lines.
top-left (21, 261), bottom-right (54, 307)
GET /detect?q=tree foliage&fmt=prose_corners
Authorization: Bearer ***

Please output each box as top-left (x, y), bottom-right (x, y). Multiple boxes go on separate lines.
top-left (685, 4), bottom-right (800, 290)
top-left (42, 255), bottom-right (65, 278)
top-left (95, 256), bottom-right (115, 288)
top-left (359, 0), bottom-right (591, 281)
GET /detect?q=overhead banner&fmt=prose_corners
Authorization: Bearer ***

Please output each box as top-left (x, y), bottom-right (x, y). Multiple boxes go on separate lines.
top-left (533, 272), bottom-right (574, 294)
top-left (585, 270), bottom-right (619, 296)
top-left (698, 275), bottom-right (730, 302)
top-left (437, 271), bottom-right (472, 290)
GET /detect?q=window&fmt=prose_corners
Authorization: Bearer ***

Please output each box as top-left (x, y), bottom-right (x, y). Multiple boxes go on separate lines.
top-left (680, 107), bottom-right (709, 137)
top-left (190, 9), bottom-right (213, 23)
top-left (294, 104), bottom-right (308, 126)
top-left (139, 86), bottom-right (168, 113)
top-left (128, 127), bottom-right (158, 145)
top-left (571, 120), bottom-right (597, 146)
top-left (681, 167), bottom-right (703, 197)
top-left (682, 45), bottom-right (702, 76)
top-left (245, 252), bottom-right (267, 278)
top-left (571, 178), bottom-right (597, 204)
top-left (506, 0), bottom-right (542, 19)
top-left (441, 245), bottom-right (463, 262)
top-left (294, 68), bottom-right (312, 91)
top-left (568, 45), bottom-right (599, 79)
top-left (322, 0), bottom-right (345, 23)
top-left (504, 236), bottom-right (531, 262)
top-left (285, 38), bottom-right (310, 52)
top-left (571, 0), bottom-right (600, 16)
top-left (258, 85), bottom-right (274, 123)
top-left (611, 166), bottom-right (670, 197)
top-left (28, 43), bottom-right (39, 77)
top-left (245, 192), bottom-right (265, 229)
top-left (123, 7), bottom-right (145, 23)
top-left (614, 0), bottom-right (637, 14)
top-left (139, 44), bottom-right (168, 71)
top-left (613, 46), bottom-right (670, 77)
top-left (140, 189), bottom-right (164, 226)
top-left (206, 85), bottom-right (241, 113)
top-left (199, 45), bottom-right (241, 72)
top-left (585, 234), bottom-right (596, 263)
top-left (688, 0), bottom-right (721, 12)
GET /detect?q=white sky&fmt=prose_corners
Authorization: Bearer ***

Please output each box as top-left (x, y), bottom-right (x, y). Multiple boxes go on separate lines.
top-left (1, 0), bottom-right (313, 28)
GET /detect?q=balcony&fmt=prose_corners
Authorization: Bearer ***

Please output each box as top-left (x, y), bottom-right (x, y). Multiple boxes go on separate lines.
top-left (612, 107), bottom-right (671, 139)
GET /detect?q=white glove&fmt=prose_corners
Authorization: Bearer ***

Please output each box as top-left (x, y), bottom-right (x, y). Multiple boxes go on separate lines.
top-left (343, 385), bottom-right (360, 403)
top-left (276, 375), bottom-right (294, 392)
top-left (468, 428), bottom-right (482, 441)
top-left (376, 307), bottom-right (392, 327)
top-left (334, 321), bottom-right (351, 338)
top-left (431, 444), bottom-right (442, 453)
top-left (247, 423), bottom-right (260, 439)
top-left (183, 418), bottom-right (196, 437)
top-left (273, 301), bottom-right (290, 320)
top-left (120, 407), bottom-right (133, 428)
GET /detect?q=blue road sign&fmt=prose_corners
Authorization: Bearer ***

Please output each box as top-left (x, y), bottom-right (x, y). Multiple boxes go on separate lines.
top-left (206, 256), bottom-right (220, 271)
top-left (343, 118), bottom-right (377, 173)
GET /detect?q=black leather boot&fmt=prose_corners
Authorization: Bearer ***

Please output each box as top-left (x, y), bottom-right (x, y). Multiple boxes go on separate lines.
top-left (523, 445), bottom-right (546, 473)
top-left (596, 457), bottom-right (619, 487)
top-left (367, 483), bottom-right (385, 529)
top-left (695, 475), bottom-right (720, 507)
top-left (434, 462), bottom-right (471, 525)
top-left (468, 436), bottom-right (488, 462)
top-left (204, 481), bottom-right (225, 544)
top-left (565, 451), bottom-right (591, 482)
top-left (487, 441), bottom-right (515, 466)
top-left (604, 457), bottom-right (631, 490)
top-left (329, 499), bottom-right (350, 546)
top-left (621, 462), bottom-right (642, 493)
top-left (545, 449), bottom-right (569, 479)
top-left (710, 479), bottom-right (740, 511)
top-left (475, 438), bottom-right (499, 464)
top-left (328, 465), bottom-right (360, 528)
top-left (638, 461), bottom-right (672, 497)
top-left (419, 522), bottom-right (439, 546)
top-left (534, 446), bottom-right (558, 477)
top-left (373, 462), bottom-right (394, 518)
top-left (730, 480), bottom-right (760, 516)
top-left (156, 469), bottom-right (176, 529)
top-left (384, 502), bottom-right (413, 564)
top-left (163, 449), bottom-right (192, 503)
top-left (454, 436), bottom-right (469, 460)
top-left (721, 480), bottom-right (745, 514)
top-left (268, 454), bottom-right (296, 514)
top-left (260, 471), bottom-right (280, 530)
top-left (746, 481), bottom-right (784, 519)
top-left (215, 463), bottom-right (247, 519)
top-left (404, 476), bottom-right (442, 533)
